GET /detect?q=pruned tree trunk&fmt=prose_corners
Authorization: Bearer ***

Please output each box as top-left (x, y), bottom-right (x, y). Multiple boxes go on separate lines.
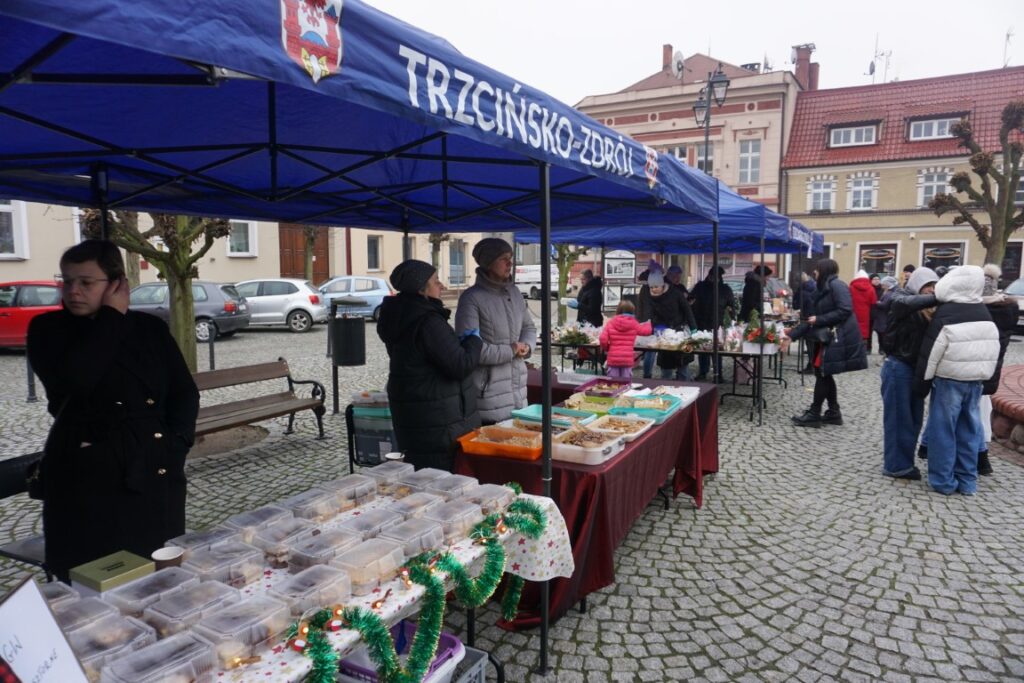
top-left (555, 244), bottom-right (589, 325)
top-left (167, 266), bottom-right (196, 371)
top-left (303, 226), bottom-right (317, 281)
top-left (124, 252), bottom-right (141, 288)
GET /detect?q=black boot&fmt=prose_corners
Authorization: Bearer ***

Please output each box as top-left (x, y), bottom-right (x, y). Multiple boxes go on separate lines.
top-left (797, 365), bottom-right (815, 375)
top-left (978, 450), bottom-right (993, 476)
top-left (820, 407), bottom-right (843, 425)
top-left (917, 444), bottom-right (928, 460)
top-left (791, 408), bottom-right (822, 428)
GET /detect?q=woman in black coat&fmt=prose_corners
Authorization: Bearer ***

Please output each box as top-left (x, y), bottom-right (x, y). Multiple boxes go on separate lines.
top-left (575, 270), bottom-right (604, 328)
top-left (27, 241), bottom-right (199, 581)
top-left (639, 271), bottom-right (697, 379)
top-left (787, 259), bottom-right (867, 427)
top-left (739, 266), bottom-right (771, 324)
top-left (377, 260), bottom-right (483, 471)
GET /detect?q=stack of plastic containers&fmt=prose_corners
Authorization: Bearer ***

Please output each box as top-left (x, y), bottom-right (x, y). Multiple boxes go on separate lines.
top-left (317, 473), bottom-right (378, 511)
top-left (380, 518), bottom-right (445, 560)
top-left (141, 581), bottom-right (240, 637)
top-left (69, 612), bottom-right (156, 681)
top-left (181, 540), bottom-right (265, 587)
top-left (164, 527), bottom-right (240, 559)
top-left (53, 596), bottom-right (119, 633)
top-left (386, 491), bottom-right (445, 520)
top-left (463, 483), bottom-right (517, 515)
top-left (340, 508), bottom-right (403, 541)
top-left (287, 528), bottom-right (363, 573)
top-left (40, 580), bottom-right (80, 608)
top-left (192, 595), bottom-right (292, 667)
top-left (423, 501), bottom-right (484, 543)
top-left (351, 395), bottom-right (398, 466)
top-left (103, 567), bottom-right (200, 617)
top-left (222, 505), bottom-right (293, 543)
top-left (397, 468), bottom-right (452, 495)
top-left (99, 631), bottom-right (217, 683)
top-left (252, 517), bottom-right (319, 568)
top-left (361, 461), bottom-right (415, 496)
top-left (276, 488), bottom-right (344, 522)
top-left (332, 539), bottom-right (405, 596)
top-left (426, 473), bottom-right (478, 501)
top-left (267, 565), bottom-right (351, 615)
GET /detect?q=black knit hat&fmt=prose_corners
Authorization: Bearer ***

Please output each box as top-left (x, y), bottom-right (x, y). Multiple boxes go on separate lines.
top-left (390, 259), bottom-right (436, 294)
top-left (472, 237), bottom-right (513, 268)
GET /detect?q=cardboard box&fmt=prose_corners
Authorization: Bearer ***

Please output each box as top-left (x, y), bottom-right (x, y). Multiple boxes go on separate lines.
top-left (70, 551), bottom-right (154, 594)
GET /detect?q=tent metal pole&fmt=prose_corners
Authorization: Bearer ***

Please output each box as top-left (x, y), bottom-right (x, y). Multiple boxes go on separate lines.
top-left (712, 220), bottom-right (720, 382)
top-left (759, 235), bottom-right (766, 426)
top-left (536, 161), bottom-right (552, 676)
top-left (268, 82), bottom-right (278, 199)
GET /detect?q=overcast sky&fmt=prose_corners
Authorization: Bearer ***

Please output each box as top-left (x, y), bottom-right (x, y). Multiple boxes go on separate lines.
top-left (369, 0), bottom-right (1022, 105)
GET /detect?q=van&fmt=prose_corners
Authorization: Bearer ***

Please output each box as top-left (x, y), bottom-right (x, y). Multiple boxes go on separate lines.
top-left (514, 264), bottom-right (575, 299)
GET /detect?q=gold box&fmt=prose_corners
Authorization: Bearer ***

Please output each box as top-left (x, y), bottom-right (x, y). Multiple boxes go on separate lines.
top-left (69, 550), bottom-right (154, 593)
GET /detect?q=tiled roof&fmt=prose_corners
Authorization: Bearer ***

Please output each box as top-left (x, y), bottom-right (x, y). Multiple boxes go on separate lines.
top-left (618, 54), bottom-right (757, 93)
top-left (782, 66), bottom-right (1024, 169)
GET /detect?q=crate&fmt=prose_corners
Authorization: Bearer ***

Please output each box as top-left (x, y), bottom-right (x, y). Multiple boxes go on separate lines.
top-left (338, 622), bottom-right (464, 683)
top-left (349, 412), bottom-right (398, 466)
top-left (451, 646), bottom-right (488, 683)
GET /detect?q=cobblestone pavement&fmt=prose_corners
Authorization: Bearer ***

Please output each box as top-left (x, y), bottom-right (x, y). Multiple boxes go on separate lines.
top-left (1, 311), bottom-right (1023, 682)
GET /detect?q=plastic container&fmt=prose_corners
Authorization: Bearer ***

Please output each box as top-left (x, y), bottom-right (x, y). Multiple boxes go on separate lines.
top-left (352, 413), bottom-right (398, 465)
top-left (267, 564), bottom-right (352, 616)
top-left (563, 392), bottom-right (613, 416)
top-left (103, 567), bottom-right (200, 617)
top-left (192, 595), bottom-right (291, 666)
top-left (69, 613), bottom-right (156, 681)
top-left (387, 492), bottom-right (445, 520)
top-left (338, 621), bottom-right (465, 683)
top-left (426, 474), bottom-right (479, 501)
top-left (351, 390), bottom-right (389, 406)
top-left (222, 505), bottom-right (293, 543)
top-left (577, 377), bottom-right (633, 400)
top-left (457, 428), bottom-right (542, 461)
top-left (164, 527), bottom-right (241, 558)
top-left (99, 631), bottom-right (217, 683)
top-left (362, 461), bottom-right (416, 495)
top-left (397, 468), bottom-right (452, 493)
top-left (495, 418), bottom-right (571, 436)
top-left (451, 645), bottom-right (488, 683)
top-left (340, 508), bottom-right (403, 541)
top-left (317, 473), bottom-right (378, 510)
top-left (276, 488), bottom-right (343, 522)
top-left (332, 539), bottom-right (405, 596)
top-left (40, 580), bottom-right (80, 608)
top-left (510, 404), bottom-right (597, 428)
top-left (380, 518), bottom-right (445, 560)
top-left (251, 517), bottom-right (319, 568)
top-left (552, 429), bottom-right (625, 465)
top-left (53, 596), bottom-right (119, 634)
top-left (288, 528), bottom-right (363, 573)
top-left (423, 501), bottom-right (484, 543)
top-left (609, 393), bottom-right (683, 424)
top-left (181, 540), bottom-right (265, 588)
top-left (587, 414), bottom-right (656, 442)
top-left (141, 581), bottom-right (240, 637)
top-left (463, 484), bottom-right (516, 515)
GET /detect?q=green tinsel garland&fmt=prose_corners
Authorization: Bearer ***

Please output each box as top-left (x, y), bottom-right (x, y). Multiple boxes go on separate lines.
top-left (500, 575), bottom-right (526, 621)
top-left (284, 608), bottom-right (338, 683)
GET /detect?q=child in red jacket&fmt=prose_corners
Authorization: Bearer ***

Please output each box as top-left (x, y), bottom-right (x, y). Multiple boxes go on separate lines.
top-left (599, 301), bottom-right (652, 378)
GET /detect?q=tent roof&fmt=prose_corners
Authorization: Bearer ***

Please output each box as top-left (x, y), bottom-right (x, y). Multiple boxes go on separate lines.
top-left (0, 0), bottom-right (721, 232)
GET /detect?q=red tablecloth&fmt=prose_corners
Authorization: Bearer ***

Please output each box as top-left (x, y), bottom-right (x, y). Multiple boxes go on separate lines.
top-left (453, 371), bottom-right (718, 628)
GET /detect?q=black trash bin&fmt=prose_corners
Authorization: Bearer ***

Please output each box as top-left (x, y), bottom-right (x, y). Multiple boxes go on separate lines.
top-left (331, 316), bottom-right (366, 366)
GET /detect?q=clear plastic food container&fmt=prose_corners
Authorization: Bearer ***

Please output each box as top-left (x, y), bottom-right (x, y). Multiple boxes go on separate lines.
top-left (317, 473), bottom-right (378, 509)
top-left (181, 540), bottom-right (265, 588)
top-left (386, 492), bottom-right (445, 520)
top-left (586, 414), bottom-right (656, 442)
top-left (380, 518), bottom-right (445, 560)
top-left (425, 474), bottom-right (478, 501)
top-left (276, 488), bottom-right (344, 522)
top-left (553, 428), bottom-right (626, 465)
top-left (222, 505), bottom-right (293, 543)
top-left (99, 631), bottom-right (217, 683)
top-left (103, 567), bottom-right (200, 617)
top-left (361, 461), bottom-right (415, 495)
top-left (40, 580), bottom-right (80, 608)
top-left (288, 528), bottom-right (363, 573)
top-left (397, 468), bottom-right (451, 494)
top-left (423, 501), bottom-right (484, 543)
top-left (142, 580), bottom-right (240, 637)
top-left (332, 539), bottom-right (405, 596)
top-left (164, 527), bottom-right (241, 558)
top-left (192, 595), bottom-right (291, 666)
top-left (69, 613), bottom-right (156, 681)
top-left (463, 483), bottom-right (517, 515)
top-left (251, 517), bottom-right (319, 568)
top-left (54, 596), bottom-right (119, 634)
top-left (267, 564), bottom-right (351, 615)
top-left (340, 508), bottom-right (403, 541)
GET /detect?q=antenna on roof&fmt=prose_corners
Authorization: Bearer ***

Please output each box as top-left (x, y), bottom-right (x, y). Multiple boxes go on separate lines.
top-left (1005, 27), bottom-right (1015, 67)
top-left (865, 34), bottom-right (892, 83)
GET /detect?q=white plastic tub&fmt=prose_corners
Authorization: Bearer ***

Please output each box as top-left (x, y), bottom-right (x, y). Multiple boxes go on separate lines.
top-left (552, 429), bottom-right (625, 465)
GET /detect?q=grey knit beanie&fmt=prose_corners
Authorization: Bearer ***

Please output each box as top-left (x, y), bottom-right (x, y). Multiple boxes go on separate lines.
top-left (472, 238), bottom-right (513, 268)
top-left (907, 267), bottom-right (938, 295)
top-left (390, 259), bottom-right (436, 294)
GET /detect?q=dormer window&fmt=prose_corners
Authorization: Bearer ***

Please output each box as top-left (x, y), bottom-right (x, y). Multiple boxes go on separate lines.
top-left (908, 117), bottom-right (961, 141)
top-left (829, 125), bottom-right (876, 148)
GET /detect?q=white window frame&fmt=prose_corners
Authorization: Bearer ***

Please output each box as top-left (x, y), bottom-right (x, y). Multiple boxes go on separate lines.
top-left (367, 235), bottom-right (382, 272)
top-left (738, 139), bottom-right (761, 185)
top-left (846, 172), bottom-right (879, 211)
top-left (71, 207), bottom-right (87, 244)
top-left (805, 175), bottom-right (836, 212)
top-left (908, 117), bottom-right (960, 141)
top-left (696, 142), bottom-right (713, 174)
top-left (855, 241), bottom-right (901, 279)
top-left (0, 200), bottom-right (30, 260)
top-left (917, 167), bottom-right (953, 208)
top-left (919, 240), bottom-right (968, 270)
top-left (829, 125), bottom-right (876, 148)
top-left (227, 220), bottom-right (258, 257)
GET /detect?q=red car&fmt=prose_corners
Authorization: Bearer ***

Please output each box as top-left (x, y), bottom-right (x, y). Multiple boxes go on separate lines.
top-left (0, 280), bottom-right (62, 348)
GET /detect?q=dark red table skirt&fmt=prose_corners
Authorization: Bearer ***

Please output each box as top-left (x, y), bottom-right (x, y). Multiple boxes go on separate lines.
top-left (453, 371), bottom-right (718, 628)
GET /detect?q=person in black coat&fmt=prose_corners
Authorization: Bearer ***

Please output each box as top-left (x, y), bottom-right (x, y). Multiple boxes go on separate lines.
top-left (575, 269), bottom-right (604, 328)
top-left (27, 240), bottom-right (199, 582)
top-left (739, 265), bottom-right (771, 324)
top-left (978, 264), bottom-right (1018, 475)
top-left (377, 260), bottom-right (483, 471)
top-left (689, 266), bottom-right (735, 380)
top-left (639, 270), bottom-right (697, 379)
top-left (787, 259), bottom-right (868, 427)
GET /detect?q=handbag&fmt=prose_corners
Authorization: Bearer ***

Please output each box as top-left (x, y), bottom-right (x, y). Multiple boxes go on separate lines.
top-left (810, 326), bottom-right (836, 345)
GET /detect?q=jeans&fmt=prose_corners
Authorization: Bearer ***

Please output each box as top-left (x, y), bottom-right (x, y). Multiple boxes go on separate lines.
top-left (698, 353), bottom-right (723, 379)
top-left (660, 364), bottom-right (691, 381)
top-left (880, 357), bottom-right (924, 477)
top-left (642, 351), bottom-right (656, 378)
top-left (926, 378), bottom-right (982, 495)
top-left (606, 366), bottom-right (633, 379)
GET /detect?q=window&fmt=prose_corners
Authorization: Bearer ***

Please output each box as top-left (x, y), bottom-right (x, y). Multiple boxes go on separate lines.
top-left (1015, 178), bottom-right (1024, 205)
top-left (17, 285), bottom-right (60, 307)
top-left (918, 169), bottom-right (951, 207)
top-left (1002, 243), bottom-right (1023, 285)
top-left (235, 282), bottom-right (260, 298)
top-left (355, 278), bottom-right (378, 292)
top-left (192, 284), bottom-right (209, 302)
top-left (227, 220), bottom-right (257, 257)
top-left (325, 278), bottom-right (351, 294)
top-left (263, 281), bottom-right (298, 296)
top-left (130, 285), bottom-right (167, 305)
top-left (403, 236), bottom-right (416, 259)
top-left (669, 145), bottom-right (686, 161)
top-left (807, 177), bottom-right (836, 212)
top-left (849, 176), bottom-right (877, 210)
top-left (909, 117), bottom-right (960, 141)
top-left (858, 244), bottom-right (898, 278)
top-left (696, 143), bottom-right (713, 173)
top-left (738, 140), bottom-right (761, 185)
top-left (829, 125), bottom-right (876, 147)
top-left (922, 242), bottom-right (965, 271)
top-left (0, 200), bottom-right (29, 259)
top-left (367, 235), bottom-right (381, 271)
top-left (0, 285), bottom-right (15, 307)
top-left (72, 207), bottom-right (87, 243)
top-left (449, 238), bottom-right (466, 285)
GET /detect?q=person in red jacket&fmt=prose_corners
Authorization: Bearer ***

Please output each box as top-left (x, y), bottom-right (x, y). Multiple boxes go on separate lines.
top-left (599, 300), bottom-right (652, 378)
top-left (849, 269), bottom-right (878, 352)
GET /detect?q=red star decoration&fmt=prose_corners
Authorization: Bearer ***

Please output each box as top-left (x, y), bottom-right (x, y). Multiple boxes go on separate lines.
top-left (372, 586), bottom-right (381, 593)
top-left (272, 645), bottom-right (284, 654)
top-left (264, 570), bottom-right (273, 576)
top-left (518, 538), bottom-right (527, 545)
top-left (548, 541), bottom-right (555, 547)
top-left (512, 563), bottom-right (520, 571)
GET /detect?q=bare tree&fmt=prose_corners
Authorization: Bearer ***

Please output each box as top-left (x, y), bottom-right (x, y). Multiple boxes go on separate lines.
top-left (428, 232), bottom-right (449, 270)
top-left (555, 244), bottom-right (591, 325)
top-left (303, 225), bottom-right (318, 281)
top-left (80, 210), bottom-right (141, 287)
top-left (930, 100), bottom-right (1024, 265)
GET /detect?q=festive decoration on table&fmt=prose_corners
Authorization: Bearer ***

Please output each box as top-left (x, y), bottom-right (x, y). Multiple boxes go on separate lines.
top-left (722, 307), bottom-right (734, 330)
top-left (552, 323), bottom-right (600, 345)
top-left (284, 608), bottom-right (340, 683)
top-left (743, 310), bottom-right (778, 344)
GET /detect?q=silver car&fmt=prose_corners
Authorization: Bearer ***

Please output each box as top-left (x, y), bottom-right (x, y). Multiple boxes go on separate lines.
top-left (234, 278), bottom-right (329, 332)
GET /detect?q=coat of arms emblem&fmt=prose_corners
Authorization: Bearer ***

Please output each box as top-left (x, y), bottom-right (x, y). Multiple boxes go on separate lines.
top-left (281, 0), bottom-right (344, 83)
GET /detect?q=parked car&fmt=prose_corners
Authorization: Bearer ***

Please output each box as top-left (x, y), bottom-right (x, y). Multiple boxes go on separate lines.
top-left (514, 264), bottom-right (575, 299)
top-left (317, 275), bottom-right (392, 321)
top-left (0, 280), bottom-right (62, 348)
top-left (1003, 278), bottom-right (1024, 333)
top-left (130, 281), bottom-right (250, 342)
top-left (234, 278), bottom-right (328, 332)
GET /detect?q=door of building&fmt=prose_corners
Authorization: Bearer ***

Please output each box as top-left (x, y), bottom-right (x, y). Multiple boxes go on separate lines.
top-left (279, 223), bottom-right (329, 284)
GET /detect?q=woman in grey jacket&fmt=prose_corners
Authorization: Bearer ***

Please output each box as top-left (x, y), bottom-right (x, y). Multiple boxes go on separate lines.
top-left (455, 238), bottom-right (538, 423)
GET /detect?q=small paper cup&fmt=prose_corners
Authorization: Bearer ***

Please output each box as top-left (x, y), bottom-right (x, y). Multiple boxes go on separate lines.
top-left (383, 452), bottom-right (405, 462)
top-left (151, 546), bottom-right (184, 570)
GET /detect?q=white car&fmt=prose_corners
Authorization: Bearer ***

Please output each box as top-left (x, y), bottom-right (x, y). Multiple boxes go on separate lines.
top-left (514, 264), bottom-right (575, 299)
top-left (234, 278), bottom-right (329, 332)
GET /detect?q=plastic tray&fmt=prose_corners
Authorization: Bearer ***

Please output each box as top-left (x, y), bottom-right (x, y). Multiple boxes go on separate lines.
top-left (332, 539), bottom-right (405, 596)
top-left (386, 492), bottom-right (445, 520)
top-left (339, 621), bottom-right (465, 683)
top-left (340, 508), bottom-right (404, 541)
top-left (397, 468), bottom-right (452, 493)
top-left (288, 528), bottom-right (363, 573)
top-left (276, 488), bottom-right (343, 522)
top-left (552, 429), bottom-right (625, 465)
top-left (268, 565), bottom-right (351, 616)
top-left (380, 518), bottom-right (445, 560)
top-left (40, 580), bottom-right (80, 608)
top-left (426, 474), bottom-right (479, 501)
top-left (495, 418), bottom-right (571, 436)
top-left (165, 527), bottom-right (241, 559)
top-left (562, 392), bottom-right (613, 415)
top-left (222, 505), bottom-right (293, 543)
top-left (252, 517), bottom-right (319, 568)
top-left (192, 595), bottom-right (291, 665)
top-left (362, 461), bottom-right (416, 496)
top-left (69, 613), bottom-right (156, 681)
top-left (457, 429), bottom-right (541, 461)
top-left (142, 581), bottom-right (240, 637)
top-left (510, 404), bottom-right (596, 427)
top-left (587, 414), bottom-right (656, 442)
top-left (54, 596), bottom-right (119, 634)
top-left (462, 484), bottom-right (516, 516)
top-left (181, 540), bottom-right (264, 588)
top-left (99, 631), bottom-right (217, 683)
top-left (102, 567), bottom-right (200, 617)
top-left (317, 473), bottom-right (378, 509)
top-left (577, 377), bottom-right (633, 399)
top-left (423, 501), bottom-right (484, 543)
top-left (609, 393), bottom-right (683, 424)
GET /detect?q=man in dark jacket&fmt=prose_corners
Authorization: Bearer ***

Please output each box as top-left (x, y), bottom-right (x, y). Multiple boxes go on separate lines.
top-left (739, 265), bottom-right (771, 324)
top-left (877, 267), bottom-right (937, 480)
top-left (978, 264), bottom-right (1017, 475)
top-left (689, 266), bottom-right (735, 380)
top-left (575, 269), bottom-right (604, 328)
top-left (377, 260), bottom-right (482, 471)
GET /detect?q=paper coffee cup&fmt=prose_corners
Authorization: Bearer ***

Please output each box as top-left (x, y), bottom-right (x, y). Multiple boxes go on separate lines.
top-left (151, 546), bottom-right (184, 570)
top-left (384, 452), bottom-right (404, 462)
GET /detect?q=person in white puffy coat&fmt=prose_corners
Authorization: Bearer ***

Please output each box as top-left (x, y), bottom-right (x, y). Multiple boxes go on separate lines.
top-left (914, 265), bottom-right (1000, 495)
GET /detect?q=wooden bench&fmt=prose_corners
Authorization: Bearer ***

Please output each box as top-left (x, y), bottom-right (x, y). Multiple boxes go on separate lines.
top-left (193, 357), bottom-right (326, 439)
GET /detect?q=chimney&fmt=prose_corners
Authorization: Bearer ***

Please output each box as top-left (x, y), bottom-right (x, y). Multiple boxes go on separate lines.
top-left (791, 43), bottom-right (816, 89)
top-left (663, 44), bottom-right (673, 70)
top-left (808, 62), bottom-right (820, 91)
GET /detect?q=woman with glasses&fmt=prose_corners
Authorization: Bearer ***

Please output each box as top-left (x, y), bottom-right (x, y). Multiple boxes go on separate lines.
top-left (28, 240), bottom-right (199, 582)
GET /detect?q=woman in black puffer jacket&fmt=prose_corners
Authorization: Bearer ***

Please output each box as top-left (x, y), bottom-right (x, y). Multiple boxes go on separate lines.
top-left (787, 259), bottom-right (868, 427)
